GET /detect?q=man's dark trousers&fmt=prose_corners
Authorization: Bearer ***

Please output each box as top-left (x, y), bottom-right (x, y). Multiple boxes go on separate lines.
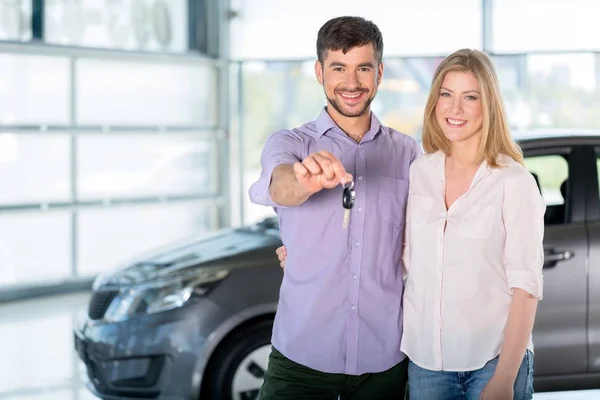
top-left (258, 346), bottom-right (408, 400)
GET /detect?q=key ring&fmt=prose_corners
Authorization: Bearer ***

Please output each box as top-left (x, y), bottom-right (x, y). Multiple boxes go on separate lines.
top-left (342, 179), bottom-right (354, 191)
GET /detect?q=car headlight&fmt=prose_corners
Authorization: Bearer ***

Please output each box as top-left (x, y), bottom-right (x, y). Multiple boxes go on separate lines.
top-left (104, 268), bottom-right (229, 322)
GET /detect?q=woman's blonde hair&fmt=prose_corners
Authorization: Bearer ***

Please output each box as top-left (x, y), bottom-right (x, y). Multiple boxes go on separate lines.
top-left (421, 48), bottom-right (523, 167)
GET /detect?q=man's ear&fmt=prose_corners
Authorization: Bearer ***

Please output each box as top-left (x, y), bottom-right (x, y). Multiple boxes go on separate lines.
top-left (315, 60), bottom-right (324, 85)
top-left (377, 62), bottom-right (384, 86)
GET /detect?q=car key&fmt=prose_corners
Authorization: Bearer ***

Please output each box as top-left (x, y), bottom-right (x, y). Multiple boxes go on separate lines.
top-left (342, 180), bottom-right (355, 229)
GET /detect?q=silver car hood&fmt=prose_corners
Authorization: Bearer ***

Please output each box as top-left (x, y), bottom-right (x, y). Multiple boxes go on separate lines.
top-left (93, 219), bottom-right (281, 288)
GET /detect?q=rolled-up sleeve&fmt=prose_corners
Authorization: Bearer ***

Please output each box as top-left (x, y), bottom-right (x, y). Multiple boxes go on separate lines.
top-left (503, 171), bottom-right (546, 300)
top-left (248, 130), bottom-right (303, 208)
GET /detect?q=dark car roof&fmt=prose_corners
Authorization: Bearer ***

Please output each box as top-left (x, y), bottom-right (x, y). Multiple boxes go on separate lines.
top-left (416, 129), bottom-right (600, 147)
top-left (513, 129), bottom-right (600, 147)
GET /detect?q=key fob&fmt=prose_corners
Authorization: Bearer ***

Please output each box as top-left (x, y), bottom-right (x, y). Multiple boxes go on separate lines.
top-left (342, 181), bottom-right (355, 209)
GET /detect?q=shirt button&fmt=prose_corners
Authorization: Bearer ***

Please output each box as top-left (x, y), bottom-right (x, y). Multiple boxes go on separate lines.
top-left (358, 176), bottom-right (363, 180)
top-left (351, 305), bottom-right (356, 310)
top-left (355, 241), bottom-right (360, 246)
top-left (357, 207), bottom-right (362, 212)
top-left (352, 274), bottom-right (357, 279)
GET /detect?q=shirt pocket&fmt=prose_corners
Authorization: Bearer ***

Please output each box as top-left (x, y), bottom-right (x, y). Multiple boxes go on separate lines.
top-left (457, 204), bottom-right (497, 239)
top-left (377, 176), bottom-right (409, 228)
top-left (409, 194), bottom-right (434, 228)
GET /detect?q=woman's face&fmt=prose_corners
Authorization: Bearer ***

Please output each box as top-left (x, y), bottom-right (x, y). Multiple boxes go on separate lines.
top-left (435, 70), bottom-right (484, 145)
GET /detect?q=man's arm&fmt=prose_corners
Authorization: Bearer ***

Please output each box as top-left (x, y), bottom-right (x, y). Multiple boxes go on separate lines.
top-left (269, 151), bottom-right (351, 206)
top-left (268, 164), bottom-right (313, 206)
top-left (248, 131), bottom-right (302, 208)
top-left (249, 130), bottom-right (350, 208)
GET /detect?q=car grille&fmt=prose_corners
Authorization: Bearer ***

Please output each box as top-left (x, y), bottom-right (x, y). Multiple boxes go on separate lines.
top-left (88, 289), bottom-right (119, 320)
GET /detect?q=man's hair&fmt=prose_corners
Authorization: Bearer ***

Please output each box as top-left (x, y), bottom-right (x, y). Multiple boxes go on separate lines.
top-left (316, 16), bottom-right (384, 64)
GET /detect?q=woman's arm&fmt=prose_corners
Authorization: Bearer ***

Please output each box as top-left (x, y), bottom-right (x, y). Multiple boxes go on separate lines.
top-left (481, 289), bottom-right (537, 399)
top-left (496, 289), bottom-right (538, 380)
top-left (482, 171), bottom-right (545, 400)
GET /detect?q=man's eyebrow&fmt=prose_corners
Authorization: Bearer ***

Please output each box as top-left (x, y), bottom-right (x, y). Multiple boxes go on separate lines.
top-left (328, 61), bottom-right (375, 68)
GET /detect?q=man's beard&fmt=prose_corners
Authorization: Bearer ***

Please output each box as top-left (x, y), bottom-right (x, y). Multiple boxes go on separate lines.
top-left (326, 88), bottom-right (374, 118)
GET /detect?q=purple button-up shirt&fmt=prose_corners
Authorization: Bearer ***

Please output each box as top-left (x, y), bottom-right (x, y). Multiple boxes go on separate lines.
top-left (249, 107), bottom-right (419, 375)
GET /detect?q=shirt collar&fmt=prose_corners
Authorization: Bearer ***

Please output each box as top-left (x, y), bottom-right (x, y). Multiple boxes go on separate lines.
top-left (429, 150), bottom-right (495, 195)
top-left (312, 107), bottom-right (382, 141)
top-left (314, 107), bottom-right (338, 137)
top-left (429, 150), bottom-right (494, 174)
top-left (429, 150), bottom-right (446, 171)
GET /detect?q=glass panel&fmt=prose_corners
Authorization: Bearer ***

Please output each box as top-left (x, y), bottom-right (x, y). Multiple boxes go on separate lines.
top-left (76, 59), bottom-right (217, 126)
top-left (228, 62), bottom-right (243, 226)
top-left (240, 61), bottom-right (320, 225)
top-left (0, 0), bottom-right (32, 41)
top-left (490, 55), bottom-right (530, 131)
top-left (0, 211), bottom-right (71, 286)
top-left (524, 153), bottom-right (570, 227)
top-left (230, 0), bottom-right (481, 59)
top-left (77, 134), bottom-right (218, 200)
top-left (0, 134), bottom-right (71, 205)
top-left (77, 202), bottom-right (214, 276)
top-left (524, 155), bottom-right (569, 207)
top-left (0, 54), bottom-right (70, 125)
top-left (488, 54), bottom-right (600, 131)
top-left (596, 150), bottom-right (600, 201)
top-left (45, 0), bottom-right (189, 53)
top-left (525, 54), bottom-right (599, 130)
top-left (376, 58), bottom-right (439, 139)
top-left (492, 0), bottom-right (600, 53)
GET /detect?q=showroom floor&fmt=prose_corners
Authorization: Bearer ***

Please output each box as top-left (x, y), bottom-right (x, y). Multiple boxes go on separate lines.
top-left (0, 292), bottom-right (96, 400)
top-left (0, 292), bottom-right (598, 400)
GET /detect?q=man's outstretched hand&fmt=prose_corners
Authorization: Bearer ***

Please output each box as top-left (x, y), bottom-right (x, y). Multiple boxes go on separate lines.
top-left (293, 150), bottom-right (353, 195)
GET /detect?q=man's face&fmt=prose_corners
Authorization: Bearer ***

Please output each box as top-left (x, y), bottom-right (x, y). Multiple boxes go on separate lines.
top-left (315, 44), bottom-right (383, 118)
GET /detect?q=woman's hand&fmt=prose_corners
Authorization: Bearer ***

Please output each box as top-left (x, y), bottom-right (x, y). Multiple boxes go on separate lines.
top-left (480, 375), bottom-right (513, 400)
top-left (275, 245), bottom-right (287, 268)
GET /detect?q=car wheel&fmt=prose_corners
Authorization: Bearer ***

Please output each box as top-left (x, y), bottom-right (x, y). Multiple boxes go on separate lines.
top-left (204, 319), bottom-right (273, 400)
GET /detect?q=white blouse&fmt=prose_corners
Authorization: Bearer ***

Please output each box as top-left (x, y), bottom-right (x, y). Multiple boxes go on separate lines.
top-left (400, 150), bottom-right (546, 371)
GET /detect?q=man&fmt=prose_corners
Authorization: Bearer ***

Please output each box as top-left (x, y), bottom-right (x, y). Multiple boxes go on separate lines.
top-left (248, 16), bottom-right (420, 400)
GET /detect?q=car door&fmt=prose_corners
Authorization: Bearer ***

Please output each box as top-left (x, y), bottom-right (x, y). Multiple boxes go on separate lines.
top-left (523, 144), bottom-right (589, 376)
top-left (587, 144), bottom-right (600, 373)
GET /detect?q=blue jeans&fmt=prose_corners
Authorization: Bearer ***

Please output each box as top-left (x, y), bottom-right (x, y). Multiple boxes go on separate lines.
top-left (408, 351), bottom-right (534, 400)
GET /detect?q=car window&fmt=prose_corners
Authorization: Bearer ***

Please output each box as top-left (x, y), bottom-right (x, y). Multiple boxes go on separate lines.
top-left (524, 154), bottom-right (569, 225)
top-left (596, 153), bottom-right (600, 199)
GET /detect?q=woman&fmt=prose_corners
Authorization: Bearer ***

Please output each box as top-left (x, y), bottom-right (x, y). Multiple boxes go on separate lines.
top-left (276, 48), bottom-right (545, 400)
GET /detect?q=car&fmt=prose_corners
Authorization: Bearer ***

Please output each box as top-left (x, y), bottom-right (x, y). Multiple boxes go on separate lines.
top-left (74, 133), bottom-right (600, 399)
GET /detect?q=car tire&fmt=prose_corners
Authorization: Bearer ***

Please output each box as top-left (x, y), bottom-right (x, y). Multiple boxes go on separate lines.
top-left (203, 319), bottom-right (273, 400)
